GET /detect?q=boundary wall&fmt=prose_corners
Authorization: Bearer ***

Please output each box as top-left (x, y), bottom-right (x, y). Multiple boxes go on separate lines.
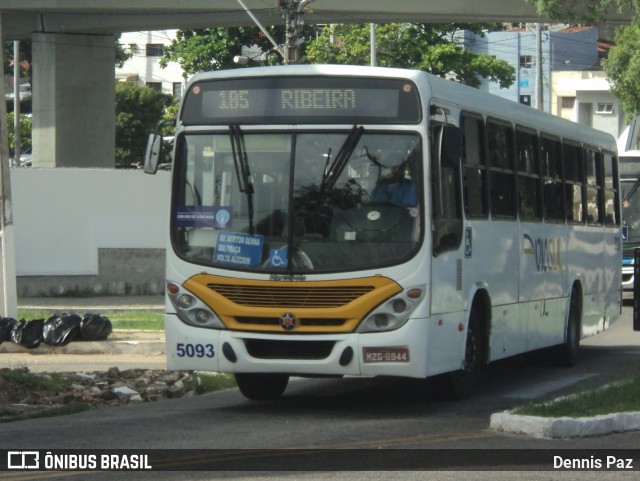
top-left (10, 168), bottom-right (171, 297)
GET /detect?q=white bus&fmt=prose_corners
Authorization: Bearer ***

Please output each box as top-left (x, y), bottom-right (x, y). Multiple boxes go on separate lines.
top-left (617, 119), bottom-right (640, 291)
top-left (145, 65), bottom-right (622, 401)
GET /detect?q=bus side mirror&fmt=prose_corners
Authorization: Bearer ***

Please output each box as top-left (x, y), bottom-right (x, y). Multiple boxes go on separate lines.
top-left (144, 133), bottom-right (162, 174)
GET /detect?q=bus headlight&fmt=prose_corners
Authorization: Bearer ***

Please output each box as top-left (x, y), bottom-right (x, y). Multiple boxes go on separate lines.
top-left (356, 285), bottom-right (425, 333)
top-left (167, 281), bottom-right (226, 329)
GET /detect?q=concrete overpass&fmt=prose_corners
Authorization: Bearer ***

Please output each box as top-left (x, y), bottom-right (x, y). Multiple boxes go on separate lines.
top-left (6, 1), bottom-right (625, 41)
top-left (0, 1), bottom-right (632, 168)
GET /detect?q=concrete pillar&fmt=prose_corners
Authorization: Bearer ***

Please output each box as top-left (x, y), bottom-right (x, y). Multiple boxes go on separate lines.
top-left (32, 33), bottom-right (115, 168)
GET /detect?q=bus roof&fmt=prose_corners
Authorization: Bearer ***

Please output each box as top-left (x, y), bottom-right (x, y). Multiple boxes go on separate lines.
top-left (186, 65), bottom-right (617, 153)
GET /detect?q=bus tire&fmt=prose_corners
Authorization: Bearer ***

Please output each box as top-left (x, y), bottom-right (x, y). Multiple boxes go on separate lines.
top-left (235, 373), bottom-right (289, 401)
top-left (430, 307), bottom-right (486, 401)
top-left (555, 289), bottom-right (581, 367)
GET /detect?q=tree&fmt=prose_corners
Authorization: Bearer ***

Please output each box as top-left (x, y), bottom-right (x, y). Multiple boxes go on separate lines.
top-left (115, 34), bottom-right (132, 68)
top-left (161, 27), bottom-right (287, 76)
top-left (115, 83), bottom-right (172, 168)
top-left (602, 19), bottom-right (640, 118)
top-left (526, 0), bottom-right (639, 22)
top-left (527, 1), bottom-right (640, 119)
top-left (164, 23), bottom-right (514, 90)
top-left (2, 41), bottom-right (31, 74)
top-left (303, 23), bottom-right (515, 89)
top-left (6, 112), bottom-right (31, 156)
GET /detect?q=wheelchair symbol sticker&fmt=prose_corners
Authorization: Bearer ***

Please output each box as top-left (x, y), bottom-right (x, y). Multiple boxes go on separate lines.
top-left (270, 249), bottom-right (288, 268)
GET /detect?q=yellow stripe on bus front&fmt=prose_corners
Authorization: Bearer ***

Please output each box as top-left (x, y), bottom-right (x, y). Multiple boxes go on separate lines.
top-left (183, 274), bottom-right (402, 333)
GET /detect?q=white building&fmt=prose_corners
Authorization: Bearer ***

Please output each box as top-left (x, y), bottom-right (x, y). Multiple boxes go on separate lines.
top-left (552, 70), bottom-right (625, 140)
top-left (115, 30), bottom-right (186, 97)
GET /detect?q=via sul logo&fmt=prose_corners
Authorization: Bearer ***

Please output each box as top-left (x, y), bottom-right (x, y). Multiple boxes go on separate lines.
top-left (523, 234), bottom-right (563, 272)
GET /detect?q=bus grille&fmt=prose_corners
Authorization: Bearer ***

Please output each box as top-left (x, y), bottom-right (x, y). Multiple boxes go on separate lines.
top-left (207, 284), bottom-right (374, 308)
top-left (244, 339), bottom-right (335, 360)
top-left (236, 316), bottom-right (347, 327)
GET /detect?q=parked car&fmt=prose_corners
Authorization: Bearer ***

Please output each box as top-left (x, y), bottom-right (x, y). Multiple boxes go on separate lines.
top-left (9, 147), bottom-right (32, 167)
top-left (5, 83), bottom-right (31, 100)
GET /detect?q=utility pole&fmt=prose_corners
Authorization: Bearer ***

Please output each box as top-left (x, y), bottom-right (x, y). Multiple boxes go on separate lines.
top-left (13, 41), bottom-right (20, 165)
top-left (0, 13), bottom-right (19, 319)
top-left (535, 23), bottom-right (543, 111)
top-left (280, 0), bottom-right (316, 64)
top-left (370, 23), bottom-right (377, 67)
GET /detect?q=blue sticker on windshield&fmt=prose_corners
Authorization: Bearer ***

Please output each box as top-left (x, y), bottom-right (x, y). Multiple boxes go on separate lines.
top-left (175, 206), bottom-right (232, 229)
top-left (270, 249), bottom-right (288, 268)
top-left (214, 232), bottom-right (264, 267)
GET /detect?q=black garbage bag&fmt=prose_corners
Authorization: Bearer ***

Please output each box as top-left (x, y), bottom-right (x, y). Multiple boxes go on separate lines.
top-left (42, 313), bottom-right (82, 346)
top-left (0, 317), bottom-right (17, 344)
top-left (11, 319), bottom-right (44, 348)
top-left (80, 314), bottom-right (112, 341)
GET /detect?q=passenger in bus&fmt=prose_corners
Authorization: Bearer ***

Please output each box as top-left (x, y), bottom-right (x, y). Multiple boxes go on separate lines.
top-left (370, 163), bottom-right (417, 207)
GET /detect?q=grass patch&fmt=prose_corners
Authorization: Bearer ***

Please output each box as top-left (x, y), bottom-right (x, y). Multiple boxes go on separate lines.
top-left (182, 372), bottom-right (237, 394)
top-left (16, 310), bottom-right (164, 331)
top-left (0, 368), bottom-right (68, 393)
top-left (109, 315), bottom-right (164, 331)
top-left (0, 402), bottom-right (94, 424)
top-left (512, 373), bottom-right (640, 418)
top-left (0, 368), bottom-right (91, 423)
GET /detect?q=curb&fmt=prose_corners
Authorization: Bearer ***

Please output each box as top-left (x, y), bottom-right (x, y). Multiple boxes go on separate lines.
top-left (0, 332), bottom-right (165, 356)
top-left (490, 410), bottom-right (640, 438)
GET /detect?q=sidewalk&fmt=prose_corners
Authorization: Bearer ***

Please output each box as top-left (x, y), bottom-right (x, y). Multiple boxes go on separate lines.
top-left (0, 296), bottom-right (166, 355)
top-left (18, 295), bottom-right (165, 313)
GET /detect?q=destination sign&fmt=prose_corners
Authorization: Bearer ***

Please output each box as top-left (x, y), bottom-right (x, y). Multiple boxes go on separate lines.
top-left (181, 76), bottom-right (421, 125)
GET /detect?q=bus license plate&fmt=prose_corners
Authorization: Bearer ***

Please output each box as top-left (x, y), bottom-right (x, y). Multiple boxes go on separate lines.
top-left (363, 347), bottom-right (410, 363)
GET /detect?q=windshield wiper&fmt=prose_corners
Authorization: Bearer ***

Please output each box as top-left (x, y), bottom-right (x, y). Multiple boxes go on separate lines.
top-left (321, 125), bottom-right (364, 191)
top-left (229, 125), bottom-right (255, 235)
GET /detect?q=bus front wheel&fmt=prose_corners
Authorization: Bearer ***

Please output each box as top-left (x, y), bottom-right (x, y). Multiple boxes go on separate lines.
top-left (430, 307), bottom-right (486, 401)
top-left (235, 373), bottom-right (289, 401)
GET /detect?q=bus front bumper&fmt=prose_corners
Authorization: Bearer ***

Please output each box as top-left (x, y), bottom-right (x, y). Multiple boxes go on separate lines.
top-left (164, 313), bottom-right (435, 379)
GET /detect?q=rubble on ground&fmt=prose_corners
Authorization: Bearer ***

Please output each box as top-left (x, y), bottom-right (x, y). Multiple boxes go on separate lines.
top-left (0, 366), bottom-right (208, 419)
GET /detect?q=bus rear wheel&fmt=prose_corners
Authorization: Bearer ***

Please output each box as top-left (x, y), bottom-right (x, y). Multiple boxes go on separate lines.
top-left (555, 290), bottom-right (581, 367)
top-left (430, 308), bottom-right (486, 401)
top-left (235, 373), bottom-right (289, 401)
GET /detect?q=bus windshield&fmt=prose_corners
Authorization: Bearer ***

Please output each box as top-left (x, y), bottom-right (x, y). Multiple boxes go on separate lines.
top-left (623, 179), bottom-right (640, 245)
top-left (171, 129), bottom-right (422, 273)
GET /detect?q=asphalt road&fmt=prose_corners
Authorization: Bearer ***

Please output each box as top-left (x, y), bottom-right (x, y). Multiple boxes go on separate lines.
top-left (1, 302), bottom-right (640, 480)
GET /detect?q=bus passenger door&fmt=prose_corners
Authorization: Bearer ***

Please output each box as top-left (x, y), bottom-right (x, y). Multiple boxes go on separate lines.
top-left (430, 124), bottom-right (464, 315)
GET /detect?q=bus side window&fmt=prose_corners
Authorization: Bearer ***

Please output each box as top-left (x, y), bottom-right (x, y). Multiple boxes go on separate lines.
top-left (487, 119), bottom-right (516, 219)
top-left (461, 113), bottom-right (488, 218)
top-left (584, 148), bottom-right (602, 225)
top-left (431, 124), bottom-right (463, 256)
top-left (541, 135), bottom-right (565, 222)
top-left (516, 127), bottom-right (542, 222)
top-left (603, 153), bottom-right (619, 226)
top-left (563, 142), bottom-right (584, 224)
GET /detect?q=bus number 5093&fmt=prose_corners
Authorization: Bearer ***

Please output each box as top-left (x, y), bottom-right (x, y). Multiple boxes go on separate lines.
top-left (176, 343), bottom-right (215, 358)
